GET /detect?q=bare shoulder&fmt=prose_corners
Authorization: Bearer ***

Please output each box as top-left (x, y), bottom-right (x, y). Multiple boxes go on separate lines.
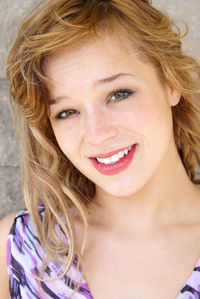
top-left (0, 212), bottom-right (17, 238)
top-left (0, 212), bottom-right (18, 297)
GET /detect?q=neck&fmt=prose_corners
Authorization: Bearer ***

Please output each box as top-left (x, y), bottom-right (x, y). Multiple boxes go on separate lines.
top-left (88, 147), bottom-right (199, 233)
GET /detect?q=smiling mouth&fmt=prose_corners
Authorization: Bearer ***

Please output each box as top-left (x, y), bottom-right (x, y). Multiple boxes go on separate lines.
top-left (90, 144), bottom-right (137, 176)
top-left (95, 145), bottom-right (134, 165)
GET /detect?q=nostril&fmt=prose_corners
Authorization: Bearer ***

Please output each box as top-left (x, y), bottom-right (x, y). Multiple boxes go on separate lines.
top-left (84, 125), bottom-right (118, 145)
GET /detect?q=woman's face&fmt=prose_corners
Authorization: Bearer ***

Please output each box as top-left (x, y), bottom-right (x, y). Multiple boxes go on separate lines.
top-left (45, 35), bottom-right (180, 198)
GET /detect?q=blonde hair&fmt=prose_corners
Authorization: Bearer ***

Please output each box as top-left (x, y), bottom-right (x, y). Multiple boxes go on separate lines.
top-left (7, 0), bottom-right (200, 289)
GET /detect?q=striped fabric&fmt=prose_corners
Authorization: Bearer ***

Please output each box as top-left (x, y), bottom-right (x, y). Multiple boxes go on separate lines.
top-left (7, 208), bottom-right (200, 298)
top-left (7, 207), bottom-right (92, 299)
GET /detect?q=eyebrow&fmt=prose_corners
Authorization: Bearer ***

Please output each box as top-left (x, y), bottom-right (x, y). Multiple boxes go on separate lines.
top-left (93, 72), bottom-right (134, 88)
top-left (49, 72), bottom-right (134, 105)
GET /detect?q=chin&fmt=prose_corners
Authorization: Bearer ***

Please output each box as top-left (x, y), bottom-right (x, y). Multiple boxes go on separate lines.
top-left (98, 177), bottom-right (144, 198)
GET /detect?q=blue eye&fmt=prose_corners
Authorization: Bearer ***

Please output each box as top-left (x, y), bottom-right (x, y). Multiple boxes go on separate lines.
top-left (108, 89), bottom-right (134, 102)
top-left (54, 109), bottom-right (78, 120)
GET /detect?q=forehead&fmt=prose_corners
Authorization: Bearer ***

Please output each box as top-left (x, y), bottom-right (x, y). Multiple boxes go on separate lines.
top-left (43, 34), bottom-right (156, 99)
top-left (44, 34), bottom-right (137, 79)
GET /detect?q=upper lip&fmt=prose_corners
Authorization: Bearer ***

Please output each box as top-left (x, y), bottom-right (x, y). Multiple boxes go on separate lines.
top-left (90, 144), bottom-right (134, 159)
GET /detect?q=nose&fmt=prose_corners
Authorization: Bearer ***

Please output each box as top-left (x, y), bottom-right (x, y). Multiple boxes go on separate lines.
top-left (84, 109), bottom-right (118, 145)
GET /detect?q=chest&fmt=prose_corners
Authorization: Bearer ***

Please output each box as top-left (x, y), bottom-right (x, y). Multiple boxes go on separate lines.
top-left (80, 227), bottom-right (200, 299)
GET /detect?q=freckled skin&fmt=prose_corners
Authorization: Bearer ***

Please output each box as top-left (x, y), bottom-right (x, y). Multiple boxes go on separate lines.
top-left (45, 34), bottom-right (181, 200)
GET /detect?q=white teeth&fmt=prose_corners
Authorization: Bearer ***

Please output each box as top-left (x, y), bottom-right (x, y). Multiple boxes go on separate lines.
top-left (118, 151), bottom-right (124, 159)
top-left (124, 149), bottom-right (128, 155)
top-left (97, 158), bottom-right (104, 164)
top-left (104, 157), bottom-right (112, 164)
top-left (111, 154), bottom-right (119, 162)
top-left (96, 145), bottom-right (134, 165)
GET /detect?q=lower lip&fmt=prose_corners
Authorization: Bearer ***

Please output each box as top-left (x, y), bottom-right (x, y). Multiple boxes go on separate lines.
top-left (90, 144), bottom-right (137, 176)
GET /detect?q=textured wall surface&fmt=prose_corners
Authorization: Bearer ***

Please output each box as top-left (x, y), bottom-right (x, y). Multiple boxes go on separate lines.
top-left (0, 0), bottom-right (200, 219)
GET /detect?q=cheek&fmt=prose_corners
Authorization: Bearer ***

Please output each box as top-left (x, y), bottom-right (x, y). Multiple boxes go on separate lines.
top-left (114, 98), bottom-right (159, 133)
top-left (52, 124), bottom-right (81, 157)
top-left (116, 94), bottom-right (173, 148)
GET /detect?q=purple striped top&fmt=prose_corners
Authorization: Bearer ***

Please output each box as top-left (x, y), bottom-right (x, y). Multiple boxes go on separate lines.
top-left (7, 208), bottom-right (200, 298)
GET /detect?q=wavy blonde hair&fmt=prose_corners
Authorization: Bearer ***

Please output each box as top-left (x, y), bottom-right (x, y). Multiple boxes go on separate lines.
top-left (7, 0), bottom-right (200, 290)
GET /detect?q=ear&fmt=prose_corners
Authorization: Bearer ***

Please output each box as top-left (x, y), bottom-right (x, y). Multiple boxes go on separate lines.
top-left (166, 84), bottom-right (181, 107)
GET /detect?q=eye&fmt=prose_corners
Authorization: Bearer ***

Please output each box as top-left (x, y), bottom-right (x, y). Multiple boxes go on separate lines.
top-left (54, 109), bottom-right (79, 120)
top-left (108, 89), bottom-right (134, 102)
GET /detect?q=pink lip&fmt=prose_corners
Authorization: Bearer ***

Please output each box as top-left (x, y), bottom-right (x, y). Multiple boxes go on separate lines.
top-left (90, 144), bottom-right (137, 176)
top-left (90, 145), bottom-right (132, 159)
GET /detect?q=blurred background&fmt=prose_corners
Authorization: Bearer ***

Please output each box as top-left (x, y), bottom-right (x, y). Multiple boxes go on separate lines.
top-left (0, 0), bottom-right (200, 219)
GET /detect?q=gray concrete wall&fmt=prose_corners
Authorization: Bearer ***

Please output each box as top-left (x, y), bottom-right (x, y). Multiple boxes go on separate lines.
top-left (0, 0), bottom-right (200, 219)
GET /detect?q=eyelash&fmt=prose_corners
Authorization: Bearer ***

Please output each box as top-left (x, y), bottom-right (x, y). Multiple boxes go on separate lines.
top-left (54, 88), bottom-right (134, 120)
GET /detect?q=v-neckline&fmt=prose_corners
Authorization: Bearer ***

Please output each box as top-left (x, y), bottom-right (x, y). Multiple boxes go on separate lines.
top-left (176, 257), bottom-right (200, 298)
top-left (74, 255), bottom-right (200, 299)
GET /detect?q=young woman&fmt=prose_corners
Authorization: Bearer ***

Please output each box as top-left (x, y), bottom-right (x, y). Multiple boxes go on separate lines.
top-left (0, 0), bottom-right (200, 298)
